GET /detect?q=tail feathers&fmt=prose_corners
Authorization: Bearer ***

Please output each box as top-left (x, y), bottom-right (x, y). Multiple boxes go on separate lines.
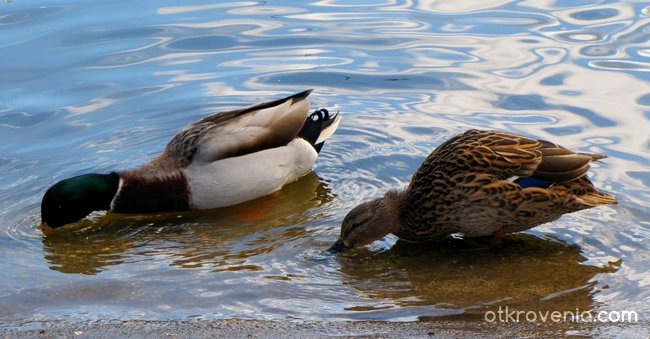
top-left (298, 108), bottom-right (341, 153)
top-left (584, 153), bottom-right (607, 161)
top-left (552, 176), bottom-right (618, 207)
top-left (576, 191), bottom-right (618, 207)
top-left (315, 110), bottom-right (341, 145)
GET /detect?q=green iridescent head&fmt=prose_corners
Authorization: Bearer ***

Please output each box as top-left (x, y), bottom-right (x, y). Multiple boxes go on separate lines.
top-left (41, 173), bottom-right (120, 228)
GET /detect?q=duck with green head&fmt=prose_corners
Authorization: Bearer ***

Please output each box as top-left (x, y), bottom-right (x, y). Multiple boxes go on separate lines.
top-left (329, 129), bottom-right (617, 252)
top-left (41, 90), bottom-right (341, 228)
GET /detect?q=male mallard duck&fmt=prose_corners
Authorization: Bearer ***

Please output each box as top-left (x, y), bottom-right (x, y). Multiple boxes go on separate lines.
top-left (41, 90), bottom-right (340, 228)
top-left (329, 129), bottom-right (616, 252)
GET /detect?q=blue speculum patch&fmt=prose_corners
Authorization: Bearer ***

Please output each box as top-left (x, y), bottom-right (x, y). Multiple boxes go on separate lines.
top-left (515, 177), bottom-right (553, 189)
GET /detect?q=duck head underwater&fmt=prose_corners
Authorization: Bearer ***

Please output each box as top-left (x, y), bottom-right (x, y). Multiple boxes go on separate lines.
top-left (41, 90), bottom-right (341, 228)
top-left (329, 129), bottom-right (617, 252)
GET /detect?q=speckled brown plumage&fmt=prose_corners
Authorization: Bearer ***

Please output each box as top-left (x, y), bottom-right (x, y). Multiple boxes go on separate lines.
top-left (396, 129), bottom-right (617, 241)
top-left (331, 129), bottom-right (617, 251)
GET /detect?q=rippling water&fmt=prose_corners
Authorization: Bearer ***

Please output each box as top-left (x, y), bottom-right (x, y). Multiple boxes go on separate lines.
top-left (1, 0), bottom-right (649, 328)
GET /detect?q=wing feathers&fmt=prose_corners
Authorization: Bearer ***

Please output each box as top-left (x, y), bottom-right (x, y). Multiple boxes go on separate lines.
top-left (163, 91), bottom-right (313, 166)
top-left (195, 95), bottom-right (310, 163)
top-left (534, 142), bottom-right (600, 182)
top-left (482, 130), bottom-right (604, 183)
top-left (409, 129), bottom-right (606, 189)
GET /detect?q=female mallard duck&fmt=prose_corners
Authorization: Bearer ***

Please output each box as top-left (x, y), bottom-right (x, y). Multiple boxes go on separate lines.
top-left (41, 90), bottom-right (340, 228)
top-left (329, 129), bottom-right (617, 252)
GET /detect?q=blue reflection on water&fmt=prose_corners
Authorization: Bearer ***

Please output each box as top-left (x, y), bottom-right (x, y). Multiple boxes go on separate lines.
top-left (0, 0), bottom-right (649, 327)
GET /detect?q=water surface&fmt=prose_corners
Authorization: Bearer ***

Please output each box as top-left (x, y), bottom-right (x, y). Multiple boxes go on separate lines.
top-left (1, 0), bottom-right (649, 328)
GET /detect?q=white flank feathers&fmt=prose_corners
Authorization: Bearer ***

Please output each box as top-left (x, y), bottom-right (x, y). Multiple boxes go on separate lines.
top-left (186, 138), bottom-right (318, 209)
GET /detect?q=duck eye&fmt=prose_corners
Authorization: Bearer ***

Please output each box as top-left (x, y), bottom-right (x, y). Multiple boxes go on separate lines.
top-left (347, 222), bottom-right (362, 232)
top-left (341, 221), bottom-right (360, 239)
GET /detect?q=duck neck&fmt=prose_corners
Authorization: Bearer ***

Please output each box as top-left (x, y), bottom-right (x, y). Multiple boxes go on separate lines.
top-left (380, 189), bottom-right (407, 234)
top-left (77, 173), bottom-right (121, 211)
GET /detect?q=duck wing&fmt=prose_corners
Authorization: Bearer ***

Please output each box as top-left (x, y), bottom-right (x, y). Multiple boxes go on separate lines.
top-left (162, 90), bottom-right (313, 167)
top-left (408, 129), bottom-right (602, 190)
top-left (532, 139), bottom-right (606, 182)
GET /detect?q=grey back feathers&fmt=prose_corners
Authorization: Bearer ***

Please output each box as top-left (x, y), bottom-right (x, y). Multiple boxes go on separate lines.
top-left (164, 90), bottom-right (314, 167)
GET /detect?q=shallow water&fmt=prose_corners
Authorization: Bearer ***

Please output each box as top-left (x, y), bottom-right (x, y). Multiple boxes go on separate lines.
top-left (1, 0), bottom-right (649, 327)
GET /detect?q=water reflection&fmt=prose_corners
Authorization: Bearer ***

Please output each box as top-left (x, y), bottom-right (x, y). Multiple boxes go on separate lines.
top-left (257, 71), bottom-right (475, 91)
top-left (338, 235), bottom-right (618, 316)
top-left (42, 172), bottom-right (333, 275)
top-left (1, 0), bottom-right (649, 326)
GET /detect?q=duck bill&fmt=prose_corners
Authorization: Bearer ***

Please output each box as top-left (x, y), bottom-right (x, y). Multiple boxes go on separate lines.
top-left (39, 223), bottom-right (55, 236)
top-left (327, 239), bottom-right (349, 253)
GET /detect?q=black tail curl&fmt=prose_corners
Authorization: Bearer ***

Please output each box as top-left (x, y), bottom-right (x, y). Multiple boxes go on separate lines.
top-left (298, 108), bottom-right (338, 153)
top-left (309, 108), bottom-right (331, 122)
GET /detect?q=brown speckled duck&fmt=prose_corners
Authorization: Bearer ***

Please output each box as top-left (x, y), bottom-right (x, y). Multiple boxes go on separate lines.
top-left (329, 129), bottom-right (617, 252)
top-left (41, 90), bottom-right (340, 228)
